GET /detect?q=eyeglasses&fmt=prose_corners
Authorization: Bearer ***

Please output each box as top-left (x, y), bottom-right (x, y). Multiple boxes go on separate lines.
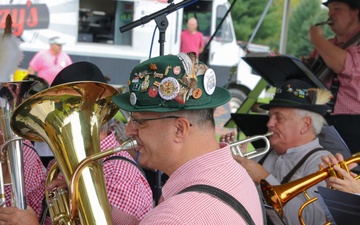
top-left (130, 115), bottom-right (192, 129)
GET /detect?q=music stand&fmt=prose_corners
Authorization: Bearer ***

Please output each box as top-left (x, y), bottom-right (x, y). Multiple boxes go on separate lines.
top-left (242, 55), bottom-right (328, 89)
top-left (316, 186), bottom-right (360, 225)
top-left (230, 113), bottom-right (269, 149)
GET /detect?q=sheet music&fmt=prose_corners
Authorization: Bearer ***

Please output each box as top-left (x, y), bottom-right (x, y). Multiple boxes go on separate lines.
top-left (242, 55), bottom-right (328, 89)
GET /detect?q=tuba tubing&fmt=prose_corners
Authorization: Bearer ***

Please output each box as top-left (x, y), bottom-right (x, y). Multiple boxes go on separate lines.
top-left (260, 154), bottom-right (360, 219)
top-left (69, 138), bottom-right (138, 220)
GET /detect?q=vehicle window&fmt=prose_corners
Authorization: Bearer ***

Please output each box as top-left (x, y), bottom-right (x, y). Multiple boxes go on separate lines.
top-left (215, 5), bottom-right (233, 43)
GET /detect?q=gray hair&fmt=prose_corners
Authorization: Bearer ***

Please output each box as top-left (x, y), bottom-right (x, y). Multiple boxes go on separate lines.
top-left (163, 108), bottom-right (215, 128)
top-left (295, 109), bottom-right (327, 135)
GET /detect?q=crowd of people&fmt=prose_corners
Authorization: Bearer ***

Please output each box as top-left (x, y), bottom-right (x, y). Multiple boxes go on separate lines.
top-left (0, 0), bottom-right (359, 224)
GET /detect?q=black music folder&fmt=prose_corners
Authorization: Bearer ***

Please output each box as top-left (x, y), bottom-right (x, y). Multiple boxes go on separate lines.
top-left (230, 113), bottom-right (269, 149)
top-left (242, 55), bottom-right (328, 89)
top-left (316, 186), bottom-right (360, 225)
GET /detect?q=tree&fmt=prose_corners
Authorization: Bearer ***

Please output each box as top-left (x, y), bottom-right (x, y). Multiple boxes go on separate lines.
top-left (231, 0), bottom-right (332, 55)
top-left (231, 0), bottom-right (283, 48)
top-left (287, 0), bottom-right (333, 57)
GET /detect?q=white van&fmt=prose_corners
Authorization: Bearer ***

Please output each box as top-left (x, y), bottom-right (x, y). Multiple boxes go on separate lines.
top-left (1, 0), bottom-right (268, 111)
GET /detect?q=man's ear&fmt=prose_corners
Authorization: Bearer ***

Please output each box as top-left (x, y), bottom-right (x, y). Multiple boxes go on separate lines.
top-left (174, 117), bottom-right (191, 142)
top-left (300, 116), bottom-right (312, 134)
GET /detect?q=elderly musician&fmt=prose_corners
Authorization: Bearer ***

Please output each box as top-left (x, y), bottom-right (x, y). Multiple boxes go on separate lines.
top-left (225, 79), bottom-right (333, 225)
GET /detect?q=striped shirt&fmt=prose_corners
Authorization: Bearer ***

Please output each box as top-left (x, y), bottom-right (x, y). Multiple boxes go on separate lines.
top-left (139, 143), bottom-right (264, 225)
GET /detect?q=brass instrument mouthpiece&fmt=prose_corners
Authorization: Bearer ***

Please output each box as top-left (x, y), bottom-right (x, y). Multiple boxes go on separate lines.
top-left (315, 18), bottom-right (334, 26)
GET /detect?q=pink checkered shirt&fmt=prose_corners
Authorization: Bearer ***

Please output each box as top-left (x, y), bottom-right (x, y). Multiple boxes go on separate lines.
top-left (101, 132), bottom-right (153, 220)
top-left (5, 140), bottom-right (46, 220)
top-left (308, 27), bottom-right (360, 114)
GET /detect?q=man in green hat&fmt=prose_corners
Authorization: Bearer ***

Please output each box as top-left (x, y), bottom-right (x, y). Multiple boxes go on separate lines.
top-left (305, 0), bottom-right (360, 156)
top-left (111, 52), bottom-right (264, 224)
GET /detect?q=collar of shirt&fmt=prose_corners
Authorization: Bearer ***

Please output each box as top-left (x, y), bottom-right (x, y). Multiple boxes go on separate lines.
top-left (161, 143), bottom-right (231, 201)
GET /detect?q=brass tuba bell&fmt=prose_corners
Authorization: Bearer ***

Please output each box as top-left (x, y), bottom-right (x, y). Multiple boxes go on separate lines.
top-left (10, 81), bottom-right (120, 225)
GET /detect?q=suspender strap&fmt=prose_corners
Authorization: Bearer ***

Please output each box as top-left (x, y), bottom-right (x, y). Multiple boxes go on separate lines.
top-left (103, 156), bottom-right (146, 177)
top-left (258, 148), bottom-right (272, 165)
top-left (178, 184), bottom-right (256, 225)
top-left (281, 148), bottom-right (324, 184)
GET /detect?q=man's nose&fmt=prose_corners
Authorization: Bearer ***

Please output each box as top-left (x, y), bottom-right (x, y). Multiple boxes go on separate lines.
top-left (125, 122), bottom-right (137, 137)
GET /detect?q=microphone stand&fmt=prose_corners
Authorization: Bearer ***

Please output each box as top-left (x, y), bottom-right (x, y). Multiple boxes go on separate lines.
top-left (119, 0), bottom-right (198, 206)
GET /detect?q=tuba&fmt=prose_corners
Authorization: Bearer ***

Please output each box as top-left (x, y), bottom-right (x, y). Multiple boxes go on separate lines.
top-left (10, 81), bottom-right (123, 225)
top-left (260, 154), bottom-right (360, 225)
top-left (0, 80), bottom-right (37, 209)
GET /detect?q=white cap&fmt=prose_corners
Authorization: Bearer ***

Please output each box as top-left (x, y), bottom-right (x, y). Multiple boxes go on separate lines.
top-left (49, 36), bottom-right (65, 45)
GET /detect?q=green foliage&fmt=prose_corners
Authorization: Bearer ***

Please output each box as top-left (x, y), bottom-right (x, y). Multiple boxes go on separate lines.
top-left (287, 0), bottom-right (333, 57)
top-left (232, 0), bottom-right (283, 48)
top-left (231, 0), bottom-right (333, 56)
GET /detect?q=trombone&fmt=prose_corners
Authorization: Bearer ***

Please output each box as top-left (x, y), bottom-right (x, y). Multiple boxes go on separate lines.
top-left (260, 154), bottom-right (360, 225)
top-left (227, 132), bottom-right (273, 159)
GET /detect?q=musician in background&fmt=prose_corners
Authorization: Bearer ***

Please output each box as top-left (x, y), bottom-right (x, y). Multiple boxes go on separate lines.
top-left (305, 0), bottom-right (360, 156)
top-left (320, 153), bottom-right (360, 194)
top-left (228, 79), bottom-right (332, 225)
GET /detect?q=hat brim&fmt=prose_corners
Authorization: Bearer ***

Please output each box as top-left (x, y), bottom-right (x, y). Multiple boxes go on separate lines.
top-left (260, 100), bottom-right (330, 116)
top-left (323, 0), bottom-right (360, 8)
top-left (113, 86), bottom-right (231, 112)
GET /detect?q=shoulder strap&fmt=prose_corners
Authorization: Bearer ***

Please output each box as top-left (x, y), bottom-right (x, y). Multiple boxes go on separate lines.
top-left (178, 184), bottom-right (256, 225)
top-left (103, 156), bottom-right (146, 177)
top-left (258, 148), bottom-right (272, 165)
top-left (281, 148), bottom-right (324, 184)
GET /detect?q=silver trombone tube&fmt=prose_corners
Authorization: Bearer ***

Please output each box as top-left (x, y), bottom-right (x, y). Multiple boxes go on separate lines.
top-left (229, 132), bottom-right (273, 159)
top-left (0, 81), bottom-right (37, 209)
